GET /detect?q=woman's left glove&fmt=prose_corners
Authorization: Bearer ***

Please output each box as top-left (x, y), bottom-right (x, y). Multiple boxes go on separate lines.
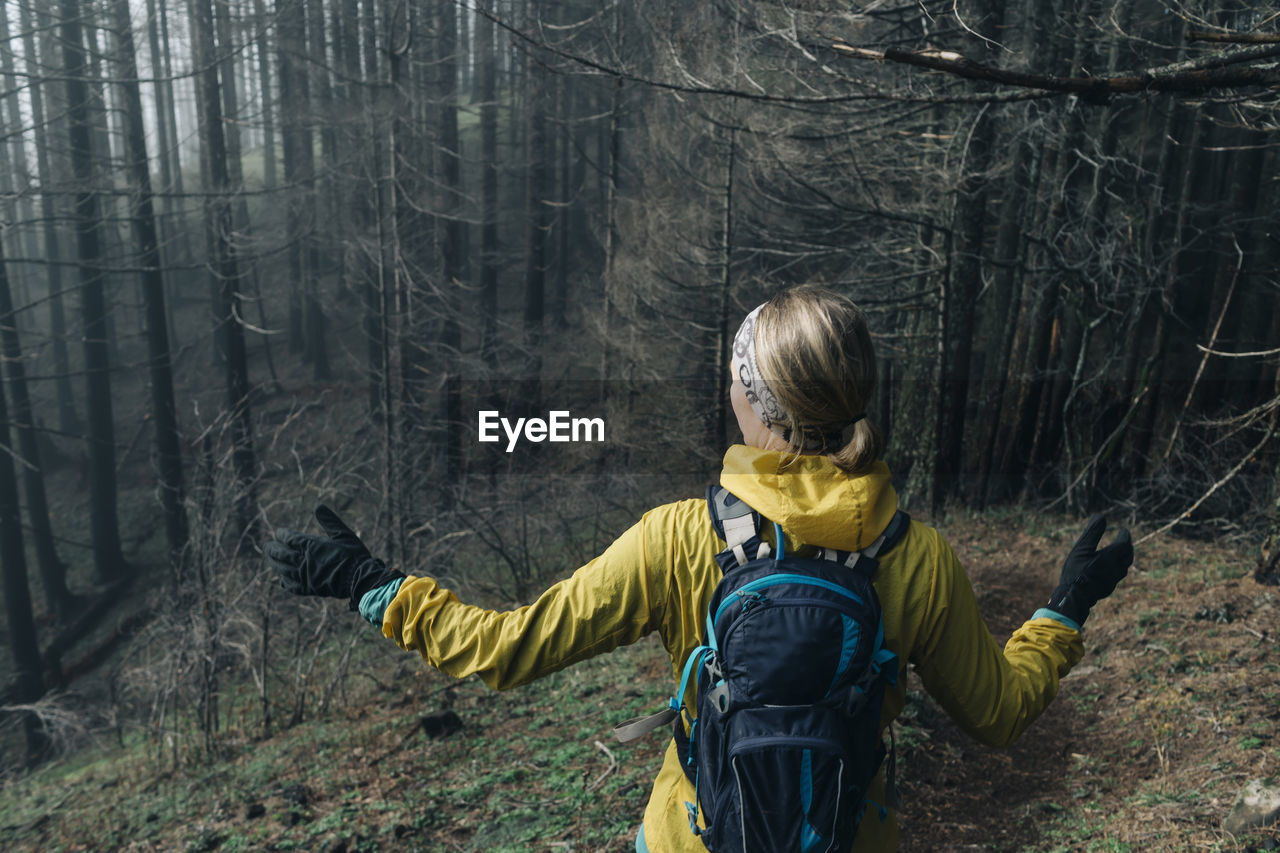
top-left (1044, 515), bottom-right (1133, 627)
top-left (265, 505), bottom-right (404, 610)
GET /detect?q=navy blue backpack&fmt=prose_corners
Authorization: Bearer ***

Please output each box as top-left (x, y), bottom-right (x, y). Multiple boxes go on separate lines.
top-left (615, 486), bottom-right (909, 853)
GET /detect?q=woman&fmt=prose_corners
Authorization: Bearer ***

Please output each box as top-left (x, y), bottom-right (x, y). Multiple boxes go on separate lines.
top-left (266, 286), bottom-right (1132, 851)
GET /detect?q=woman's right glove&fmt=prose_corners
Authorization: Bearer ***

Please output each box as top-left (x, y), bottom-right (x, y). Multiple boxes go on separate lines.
top-left (1043, 515), bottom-right (1133, 628)
top-left (265, 505), bottom-right (403, 612)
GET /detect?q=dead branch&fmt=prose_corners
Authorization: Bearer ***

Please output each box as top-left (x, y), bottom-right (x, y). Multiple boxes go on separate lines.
top-left (1136, 420), bottom-right (1278, 547)
top-left (1161, 238), bottom-right (1243, 466)
top-left (1196, 344), bottom-right (1280, 359)
top-left (830, 42), bottom-right (1280, 99)
top-left (1189, 31), bottom-right (1280, 44)
top-left (586, 739), bottom-right (618, 792)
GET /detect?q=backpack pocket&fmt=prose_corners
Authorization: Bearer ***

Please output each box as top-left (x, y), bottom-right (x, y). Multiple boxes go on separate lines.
top-left (711, 705), bottom-right (853, 853)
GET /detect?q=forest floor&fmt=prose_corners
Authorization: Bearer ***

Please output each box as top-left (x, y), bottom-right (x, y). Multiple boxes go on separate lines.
top-left (0, 509), bottom-right (1277, 852)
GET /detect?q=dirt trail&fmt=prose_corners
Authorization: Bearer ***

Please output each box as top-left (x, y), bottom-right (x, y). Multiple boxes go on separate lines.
top-left (899, 519), bottom-right (1083, 851)
top-left (898, 514), bottom-right (1280, 853)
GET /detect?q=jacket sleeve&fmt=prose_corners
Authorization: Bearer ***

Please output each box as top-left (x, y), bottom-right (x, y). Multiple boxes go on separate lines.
top-left (380, 512), bottom-right (669, 690)
top-left (909, 531), bottom-right (1084, 748)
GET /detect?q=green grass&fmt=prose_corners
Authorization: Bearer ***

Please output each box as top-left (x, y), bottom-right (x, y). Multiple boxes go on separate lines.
top-left (0, 618), bottom-right (671, 850)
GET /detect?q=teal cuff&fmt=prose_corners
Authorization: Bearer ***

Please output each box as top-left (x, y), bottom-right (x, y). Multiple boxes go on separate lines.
top-left (358, 577), bottom-right (404, 627)
top-left (1032, 607), bottom-right (1082, 633)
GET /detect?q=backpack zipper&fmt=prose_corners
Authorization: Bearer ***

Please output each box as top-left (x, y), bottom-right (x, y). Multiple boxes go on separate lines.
top-left (715, 574), bottom-right (867, 627)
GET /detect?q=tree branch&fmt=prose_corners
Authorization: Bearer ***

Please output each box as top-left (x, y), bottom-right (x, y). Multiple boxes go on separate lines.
top-left (1189, 31), bottom-right (1280, 44)
top-left (831, 42), bottom-right (1280, 100)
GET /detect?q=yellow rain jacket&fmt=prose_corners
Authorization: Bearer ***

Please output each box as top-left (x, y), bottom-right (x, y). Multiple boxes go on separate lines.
top-left (381, 446), bottom-right (1084, 851)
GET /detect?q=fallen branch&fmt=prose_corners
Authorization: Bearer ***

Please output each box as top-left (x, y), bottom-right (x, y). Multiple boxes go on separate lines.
top-left (42, 579), bottom-right (135, 685)
top-left (586, 739), bottom-right (618, 792)
top-left (56, 608), bottom-right (155, 684)
top-left (830, 42), bottom-right (1280, 99)
top-left (0, 793), bottom-right (69, 834)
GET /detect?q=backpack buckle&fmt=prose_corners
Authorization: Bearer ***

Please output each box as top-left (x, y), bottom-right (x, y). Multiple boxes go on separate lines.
top-left (708, 680), bottom-right (730, 714)
top-left (685, 800), bottom-right (702, 835)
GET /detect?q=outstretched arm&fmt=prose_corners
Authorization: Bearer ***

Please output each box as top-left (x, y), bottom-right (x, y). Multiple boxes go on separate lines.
top-left (267, 505), bottom-right (674, 692)
top-left (910, 518), bottom-right (1131, 748)
top-left (380, 517), bottom-right (668, 690)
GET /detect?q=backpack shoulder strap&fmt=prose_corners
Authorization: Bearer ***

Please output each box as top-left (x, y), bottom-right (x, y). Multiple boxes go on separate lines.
top-left (869, 509), bottom-right (911, 557)
top-left (821, 509), bottom-right (912, 573)
top-left (706, 485), bottom-right (769, 568)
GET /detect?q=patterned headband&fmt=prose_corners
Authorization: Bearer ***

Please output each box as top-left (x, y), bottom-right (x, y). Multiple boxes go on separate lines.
top-left (731, 303), bottom-right (864, 452)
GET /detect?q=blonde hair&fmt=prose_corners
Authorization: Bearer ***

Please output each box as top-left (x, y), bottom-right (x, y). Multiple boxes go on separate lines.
top-left (753, 287), bottom-right (882, 475)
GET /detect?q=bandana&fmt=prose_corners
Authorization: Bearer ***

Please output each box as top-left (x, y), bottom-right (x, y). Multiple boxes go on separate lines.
top-left (731, 303), bottom-right (865, 451)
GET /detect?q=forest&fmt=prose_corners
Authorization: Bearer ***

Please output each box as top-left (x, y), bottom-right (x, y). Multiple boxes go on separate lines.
top-left (0, 0), bottom-right (1278, 850)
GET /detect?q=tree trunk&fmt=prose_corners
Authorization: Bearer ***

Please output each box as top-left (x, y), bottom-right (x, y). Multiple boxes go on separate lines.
top-left (477, 0), bottom-right (499, 368)
top-left (975, 130), bottom-right (1041, 506)
top-left (598, 9), bottom-right (623, 399)
top-left (551, 70), bottom-right (570, 330)
top-left (22, 0), bottom-right (81, 436)
top-left (1131, 109), bottom-right (1204, 476)
top-left (192, 0), bottom-right (257, 542)
top-left (278, 0), bottom-right (308, 352)
top-left (157, 0), bottom-right (185, 202)
top-left (60, 0), bottom-right (129, 583)
top-left (305, 0), bottom-right (332, 380)
top-left (253, 0), bottom-right (278, 190)
top-left (437, 0), bottom-right (465, 503)
top-left (0, 238), bottom-right (72, 618)
top-left (113, 0), bottom-right (189, 566)
top-left (712, 122), bottom-right (737, 451)
top-left (0, 6), bottom-right (38, 310)
top-left (0, 312), bottom-right (46, 762)
top-left (357, 0), bottom-right (384, 415)
top-left (933, 104), bottom-right (993, 511)
top-left (380, 0), bottom-right (409, 559)
top-left (143, 0), bottom-right (176, 276)
top-left (523, 59), bottom-right (549, 407)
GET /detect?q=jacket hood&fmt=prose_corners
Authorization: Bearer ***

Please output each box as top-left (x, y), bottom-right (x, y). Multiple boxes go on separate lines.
top-left (719, 444), bottom-right (898, 552)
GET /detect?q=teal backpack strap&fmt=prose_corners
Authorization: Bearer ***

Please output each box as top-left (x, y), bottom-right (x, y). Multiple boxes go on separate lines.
top-left (613, 645), bottom-right (713, 744)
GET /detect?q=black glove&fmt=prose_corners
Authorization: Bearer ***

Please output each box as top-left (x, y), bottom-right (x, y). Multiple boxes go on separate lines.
top-left (1045, 515), bottom-right (1133, 627)
top-left (265, 505), bottom-right (404, 610)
